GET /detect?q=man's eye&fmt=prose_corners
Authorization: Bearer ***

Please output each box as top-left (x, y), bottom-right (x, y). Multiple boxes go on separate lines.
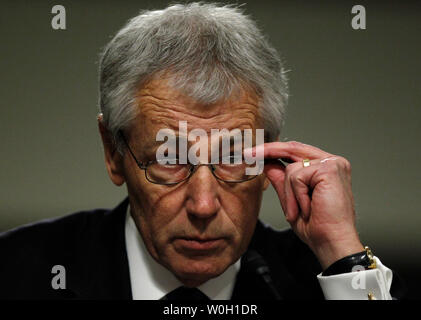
top-left (159, 163), bottom-right (178, 168)
top-left (155, 162), bottom-right (186, 172)
top-left (157, 158), bottom-right (179, 165)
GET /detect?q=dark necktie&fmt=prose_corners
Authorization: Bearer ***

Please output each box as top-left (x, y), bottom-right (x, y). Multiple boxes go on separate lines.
top-left (163, 286), bottom-right (210, 301)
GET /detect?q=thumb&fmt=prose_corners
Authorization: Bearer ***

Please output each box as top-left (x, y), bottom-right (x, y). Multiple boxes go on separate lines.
top-left (264, 163), bottom-right (288, 218)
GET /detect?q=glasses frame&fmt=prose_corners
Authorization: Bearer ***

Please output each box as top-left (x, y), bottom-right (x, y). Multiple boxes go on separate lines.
top-left (118, 130), bottom-right (259, 185)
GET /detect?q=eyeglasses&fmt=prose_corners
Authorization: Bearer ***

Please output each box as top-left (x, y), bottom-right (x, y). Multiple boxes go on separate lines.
top-left (119, 131), bottom-right (259, 185)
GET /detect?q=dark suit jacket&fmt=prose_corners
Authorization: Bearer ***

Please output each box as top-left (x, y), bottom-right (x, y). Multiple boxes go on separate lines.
top-left (0, 198), bottom-right (405, 300)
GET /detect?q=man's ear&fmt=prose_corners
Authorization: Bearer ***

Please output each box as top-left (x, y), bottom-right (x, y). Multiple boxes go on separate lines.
top-left (97, 114), bottom-right (125, 186)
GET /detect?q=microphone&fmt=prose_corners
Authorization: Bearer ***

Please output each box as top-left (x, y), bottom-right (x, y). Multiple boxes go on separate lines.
top-left (243, 250), bottom-right (283, 300)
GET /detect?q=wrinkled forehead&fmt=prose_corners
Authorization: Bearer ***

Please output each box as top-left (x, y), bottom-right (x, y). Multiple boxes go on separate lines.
top-left (128, 78), bottom-right (263, 146)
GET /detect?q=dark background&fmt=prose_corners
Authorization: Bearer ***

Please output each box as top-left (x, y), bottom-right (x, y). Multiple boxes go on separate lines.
top-left (0, 0), bottom-right (420, 299)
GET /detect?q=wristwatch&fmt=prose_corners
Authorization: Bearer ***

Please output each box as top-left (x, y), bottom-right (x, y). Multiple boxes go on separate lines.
top-left (322, 246), bottom-right (377, 276)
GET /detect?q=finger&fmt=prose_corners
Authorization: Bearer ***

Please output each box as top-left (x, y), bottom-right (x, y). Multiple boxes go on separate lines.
top-left (288, 158), bottom-right (337, 221)
top-left (245, 141), bottom-right (333, 163)
top-left (263, 163), bottom-right (288, 218)
top-left (284, 158), bottom-right (322, 222)
top-left (282, 162), bottom-right (303, 223)
top-left (289, 168), bottom-right (312, 221)
top-left (265, 159), bottom-right (312, 223)
top-left (264, 160), bottom-right (302, 223)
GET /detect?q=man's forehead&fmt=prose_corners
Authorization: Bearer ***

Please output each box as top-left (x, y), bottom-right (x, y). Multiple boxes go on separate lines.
top-left (128, 78), bottom-right (263, 149)
top-left (135, 78), bottom-right (261, 123)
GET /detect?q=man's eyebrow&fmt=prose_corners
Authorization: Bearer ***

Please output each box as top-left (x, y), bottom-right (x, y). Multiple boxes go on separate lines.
top-left (150, 129), bottom-right (257, 148)
top-left (213, 130), bottom-right (256, 145)
top-left (141, 134), bottom-right (189, 156)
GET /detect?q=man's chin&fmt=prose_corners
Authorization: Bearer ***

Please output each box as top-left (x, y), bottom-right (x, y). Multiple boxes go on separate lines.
top-left (169, 257), bottom-right (231, 287)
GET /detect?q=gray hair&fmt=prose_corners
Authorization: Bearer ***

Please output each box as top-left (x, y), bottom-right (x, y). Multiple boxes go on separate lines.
top-left (98, 2), bottom-right (289, 153)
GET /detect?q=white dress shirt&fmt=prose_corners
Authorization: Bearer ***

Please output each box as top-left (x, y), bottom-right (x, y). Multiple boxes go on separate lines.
top-left (317, 256), bottom-right (393, 300)
top-left (124, 206), bottom-right (393, 300)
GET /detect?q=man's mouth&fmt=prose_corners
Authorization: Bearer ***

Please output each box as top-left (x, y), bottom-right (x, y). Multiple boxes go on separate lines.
top-left (174, 237), bottom-right (225, 252)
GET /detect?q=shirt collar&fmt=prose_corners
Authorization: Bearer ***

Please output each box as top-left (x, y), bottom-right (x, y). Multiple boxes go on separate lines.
top-left (124, 205), bottom-right (241, 300)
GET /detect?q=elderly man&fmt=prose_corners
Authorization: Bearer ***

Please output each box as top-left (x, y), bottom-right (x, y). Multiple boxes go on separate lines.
top-left (0, 3), bottom-right (404, 300)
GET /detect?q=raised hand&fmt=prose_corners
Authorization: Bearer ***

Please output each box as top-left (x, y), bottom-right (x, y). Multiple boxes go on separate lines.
top-left (249, 141), bottom-right (365, 270)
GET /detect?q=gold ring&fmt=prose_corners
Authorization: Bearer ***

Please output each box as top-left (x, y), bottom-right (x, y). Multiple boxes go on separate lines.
top-left (302, 159), bottom-right (311, 167)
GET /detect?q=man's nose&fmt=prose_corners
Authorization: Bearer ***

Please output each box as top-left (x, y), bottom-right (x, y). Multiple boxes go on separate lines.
top-left (185, 165), bottom-right (221, 219)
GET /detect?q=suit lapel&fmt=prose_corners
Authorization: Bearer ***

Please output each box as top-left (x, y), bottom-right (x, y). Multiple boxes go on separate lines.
top-left (67, 197), bottom-right (132, 299)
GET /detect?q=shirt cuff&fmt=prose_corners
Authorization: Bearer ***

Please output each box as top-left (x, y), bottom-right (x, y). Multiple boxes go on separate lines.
top-left (317, 256), bottom-right (393, 300)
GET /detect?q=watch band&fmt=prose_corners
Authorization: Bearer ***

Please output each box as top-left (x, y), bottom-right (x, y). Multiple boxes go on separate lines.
top-left (322, 246), bottom-right (377, 276)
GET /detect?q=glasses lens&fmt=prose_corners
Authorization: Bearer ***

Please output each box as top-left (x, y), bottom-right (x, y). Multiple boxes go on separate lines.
top-left (146, 162), bottom-right (191, 184)
top-left (213, 162), bottom-right (259, 182)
